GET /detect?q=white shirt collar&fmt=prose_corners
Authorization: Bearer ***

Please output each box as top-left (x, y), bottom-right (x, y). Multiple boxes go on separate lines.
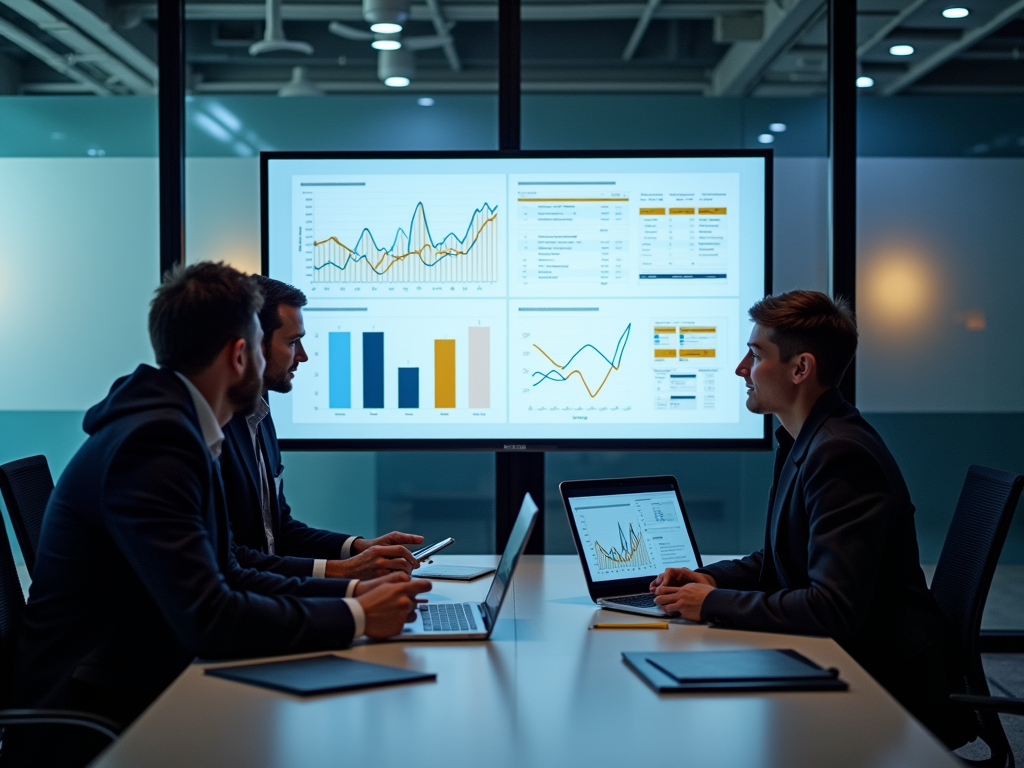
top-left (173, 372), bottom-right (225, 459)
top-left (245, 397), bottom-right (270, 436)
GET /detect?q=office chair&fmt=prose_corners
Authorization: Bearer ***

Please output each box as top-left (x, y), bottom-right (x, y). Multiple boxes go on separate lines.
top-left (0, 455), bottom-right (54, 576)
top-left (931, 465), bottom-right (1024, 768)
top-left (0, 496), bottom-right (121, 751)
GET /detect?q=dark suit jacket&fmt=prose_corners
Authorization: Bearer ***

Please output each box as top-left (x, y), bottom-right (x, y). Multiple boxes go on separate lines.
top-left (9, 365), bottom-right (357, 764)
top-left (221, 410), bottom-right (353, 578)
top-left (698, 388), bottom-right (974, 748)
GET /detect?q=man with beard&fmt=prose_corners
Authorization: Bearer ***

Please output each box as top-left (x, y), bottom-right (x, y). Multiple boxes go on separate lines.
top-left (220, 275), bottom-right (423, 581)
top-left (648, 290), bottom-right (974, 750)
top-left (7, 262), bottom-right (430, 767)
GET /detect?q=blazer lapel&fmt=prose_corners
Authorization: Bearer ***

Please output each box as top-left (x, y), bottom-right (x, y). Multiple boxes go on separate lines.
top-left (225, 417), bottom-right (261, 499)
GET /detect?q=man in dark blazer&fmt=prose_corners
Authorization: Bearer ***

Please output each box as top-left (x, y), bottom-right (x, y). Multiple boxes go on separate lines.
top-left (221, 275), bottom-right (423, 581)
top-left (8, 263), bottom-right (429, 766)
top-left (650, 290), bottom-right (974, 750)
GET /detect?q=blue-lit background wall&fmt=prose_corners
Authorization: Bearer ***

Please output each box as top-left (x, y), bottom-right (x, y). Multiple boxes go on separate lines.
top-left (1, 94), bottom-right (1022, 587)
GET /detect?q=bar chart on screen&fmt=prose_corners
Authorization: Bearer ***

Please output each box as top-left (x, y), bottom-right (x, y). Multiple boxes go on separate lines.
top-left (292, 301), bottom-right (507, 425)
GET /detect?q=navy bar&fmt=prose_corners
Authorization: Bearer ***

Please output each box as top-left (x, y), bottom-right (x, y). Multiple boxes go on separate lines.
top-left (398, 367), bottom-right (420, 409)
top-left (362, 332), bottom-right (384, 409)
top-left (639, 274), bottom-right (727, 280)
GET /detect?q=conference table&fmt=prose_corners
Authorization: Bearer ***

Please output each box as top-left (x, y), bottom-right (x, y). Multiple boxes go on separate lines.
top-left (92, 555), bottom-right (960, 768)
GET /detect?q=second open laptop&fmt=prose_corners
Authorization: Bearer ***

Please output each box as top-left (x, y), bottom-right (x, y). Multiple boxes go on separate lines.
top-left (393, 493), bottom-right (539, 641)
top-left (560, 476), bottom-right (703, 618)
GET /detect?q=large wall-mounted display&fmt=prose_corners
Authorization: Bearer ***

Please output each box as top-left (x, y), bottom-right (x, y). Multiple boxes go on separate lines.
top-left (263, 151), bottom-right (771, 449)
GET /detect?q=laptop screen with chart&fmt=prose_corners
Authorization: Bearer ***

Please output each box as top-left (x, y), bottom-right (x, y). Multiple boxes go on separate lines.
top-left (262, 151), bottom-right (771, 449)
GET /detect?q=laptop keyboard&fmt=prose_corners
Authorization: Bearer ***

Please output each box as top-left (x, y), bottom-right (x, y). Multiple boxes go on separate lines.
top-left (604, 594), bottom-right (658, 608)
top-left (419, 602), bottom-right (478, 632)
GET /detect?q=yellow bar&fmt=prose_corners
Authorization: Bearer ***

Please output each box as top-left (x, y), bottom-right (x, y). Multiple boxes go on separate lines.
top-left (639, 207), bottom-right (666, 215)
top-left (679, 349), bottom-right (717, 358)
top-left (654, 349), bottom-right (677, 359)
top-left (653, 326), bottom-right (676, 334)
top-left (679, 327), bottom-right (717, 334)
top-left (517, 198), bottom-right (629, 202)
top-left (434, 339), bottom-right (456, 408)
top-left (698, 207), bottom-right (727, 215)
top-left (669, 207), bottom-right (695, 215)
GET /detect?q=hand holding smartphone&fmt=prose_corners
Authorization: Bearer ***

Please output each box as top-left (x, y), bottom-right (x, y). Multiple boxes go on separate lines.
top-left (411, 537), bottom-right (455, 563)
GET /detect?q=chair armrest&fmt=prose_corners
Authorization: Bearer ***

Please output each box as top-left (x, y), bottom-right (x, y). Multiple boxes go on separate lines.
top-left (950, 693), bottom-right (1024, 717)
top-left (0, 708), bottom-right (121, 742)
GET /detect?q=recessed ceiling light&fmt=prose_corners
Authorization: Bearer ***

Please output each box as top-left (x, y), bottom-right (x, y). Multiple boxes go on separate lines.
top-left (384, 76), bottom-right (410, 87)
top-left (856, 76), bottom-right (875, 88)
top-left (769, 123), bottom-right (787, 133)
top-left (889, 44), bottom-right (914, 56)
top-left (371, 39), bottom-right (401, 50)
top-left (371, 22), bottom-right (402, 34)
top-left (757, 134), bottom-right (774, 144)
top-left (942, 7), bottom-right (969, 18)
top-left (417, 97), bottom-right (435, 106)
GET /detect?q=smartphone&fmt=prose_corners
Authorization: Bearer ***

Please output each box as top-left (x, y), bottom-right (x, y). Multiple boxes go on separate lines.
top-left (411, 537), bottom-right (455, 563)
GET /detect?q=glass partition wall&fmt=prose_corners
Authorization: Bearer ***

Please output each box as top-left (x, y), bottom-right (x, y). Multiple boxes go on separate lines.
top-left (854, 0), bottom-right (1024, 633)
top-left (0, 0), bottom-right (160, 566)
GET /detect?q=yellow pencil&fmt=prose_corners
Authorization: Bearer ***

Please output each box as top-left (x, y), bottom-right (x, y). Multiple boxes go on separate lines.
top-left (590, 622), bottom-right (669, 629)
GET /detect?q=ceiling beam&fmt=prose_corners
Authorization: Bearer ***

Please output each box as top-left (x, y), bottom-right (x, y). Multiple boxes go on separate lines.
top-left (880, 0), bottom-right (1024, 95)
top-left (0, 16), bottom-right (111, 94)
top-left (855, 0), bottom-right (929, 59)
top-left (43, 0), bottom-right (158, 81)
top-left (125, 2), bottom-right (762, 23)
top-left (709, 0), bottom-right (826, 96)
top-left (621, 0), bottom-right (662, 60)
top-left (187, 78), bottom-right (708, 93)
top-left (1, 0), bottom-right (154, 92)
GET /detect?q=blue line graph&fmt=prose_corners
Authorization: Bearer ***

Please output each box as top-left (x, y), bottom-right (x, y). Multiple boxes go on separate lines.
top-left (530, 324), bottom-right (631, 398)
top-left (312, 201), bottom-right (499, 283)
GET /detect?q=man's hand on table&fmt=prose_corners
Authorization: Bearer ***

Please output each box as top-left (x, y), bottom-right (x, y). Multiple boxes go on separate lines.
top-left (649, 567), bottom-right (717, 622)
top-left (354, 531), bottom-right (424, 552)
top-left (357, 575), bottom-right (432, 639)
top-left (325, 538), bottom-right (422, 579)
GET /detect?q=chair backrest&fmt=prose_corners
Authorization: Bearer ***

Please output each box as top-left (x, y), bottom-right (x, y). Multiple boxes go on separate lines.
top-left (0, 498), bottom-right (26, 703)
top-left (931, 464), bottom-right (1023, 765)
top-left (0, 455), bottom-right (54, 576)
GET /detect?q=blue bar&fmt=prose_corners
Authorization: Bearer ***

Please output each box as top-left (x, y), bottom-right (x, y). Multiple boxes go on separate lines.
top-left (328, 332), bottom-right (351, 409)
top-left (398, 368), bottom-right (419, 409)
top-left (362, 332), bottom-right (384, 409)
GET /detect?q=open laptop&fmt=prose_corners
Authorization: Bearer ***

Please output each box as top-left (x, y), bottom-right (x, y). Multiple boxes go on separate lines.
top-left (394, 493), bottom-right (539, 641)
top-left (560, 476), bottom-right (703, 617)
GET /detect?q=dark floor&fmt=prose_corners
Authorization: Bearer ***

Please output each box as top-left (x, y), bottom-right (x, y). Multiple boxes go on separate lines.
top-left (955, 654), bottom-right (1024, 763)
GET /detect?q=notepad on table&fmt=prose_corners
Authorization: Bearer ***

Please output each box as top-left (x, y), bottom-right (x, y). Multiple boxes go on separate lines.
top-left (623, 649), bottom-right (847, 693)
top-left (205, 654), bottom-right (436, 696)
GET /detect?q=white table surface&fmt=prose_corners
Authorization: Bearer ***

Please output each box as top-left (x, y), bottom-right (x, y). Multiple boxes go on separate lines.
top-left (91, 555), bottom-right (960, 768)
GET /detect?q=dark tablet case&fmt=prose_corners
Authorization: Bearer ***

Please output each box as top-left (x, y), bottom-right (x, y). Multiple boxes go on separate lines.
top-left (623, 649), bottom-right (848, 693)
top-left (205, 654), bottom-right (436, 695)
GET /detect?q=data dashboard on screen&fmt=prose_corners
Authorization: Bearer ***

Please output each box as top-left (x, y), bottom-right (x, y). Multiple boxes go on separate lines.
top-left (263, 151), bottom-right (770, 448)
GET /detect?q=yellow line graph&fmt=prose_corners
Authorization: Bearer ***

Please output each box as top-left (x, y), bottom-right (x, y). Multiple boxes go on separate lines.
top-left (312, 202), bottom-right (498, 283)
top-left (530, 324), bottom-right (631, 399)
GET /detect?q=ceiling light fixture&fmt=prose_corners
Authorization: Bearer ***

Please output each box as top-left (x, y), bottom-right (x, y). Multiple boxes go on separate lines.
top-left (757, 134), bottom-right (774, 144)
top-left (384, 76), bottom-right (410, 87)
top-left (364, 0), bottom-right (409, 32)
top-left (889, 44), bottom-right (914, 56)
top-left (370, 22), bottom-right (403, 34)
top-left (417, 96), bottom-right (435, 106)
top-left (856, 76), bottom-right (875, 88)
top-left (378, 46), bottom-right (415, 87)
top-left (769, 123), bottom-right (786, 133)
top-left (371, 39), bottom-right (401, 50)
top-left (941, 7), bottom-right (969, 18)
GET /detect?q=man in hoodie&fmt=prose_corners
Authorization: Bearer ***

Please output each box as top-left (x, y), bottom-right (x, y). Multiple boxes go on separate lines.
top-left (221, 275), bottom-right (424, 581)
top-left (8, 262), bottom-right (430, 767)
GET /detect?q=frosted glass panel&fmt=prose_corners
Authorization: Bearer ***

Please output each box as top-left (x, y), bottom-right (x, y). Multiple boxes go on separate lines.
top-left (0, 158), bottom-right (158, 411)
